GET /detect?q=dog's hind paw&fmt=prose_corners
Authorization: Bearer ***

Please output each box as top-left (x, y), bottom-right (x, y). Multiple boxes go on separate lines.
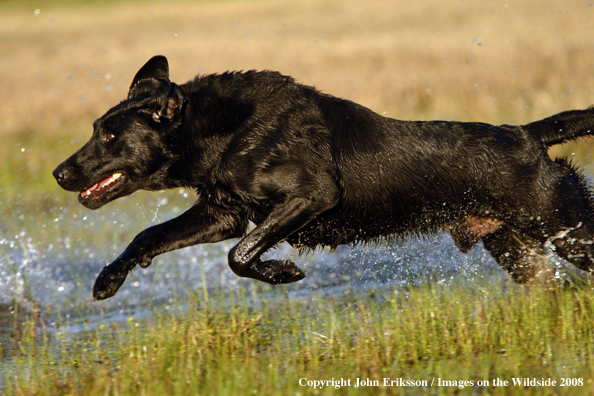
top-left (93, 263), bottom-right (130, 300)
top-left (253, 259), bottom-right (306, 284)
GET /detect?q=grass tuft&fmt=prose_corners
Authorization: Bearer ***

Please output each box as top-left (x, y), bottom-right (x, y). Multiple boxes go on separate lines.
top-left (3, 281), bottom-right (594, 395)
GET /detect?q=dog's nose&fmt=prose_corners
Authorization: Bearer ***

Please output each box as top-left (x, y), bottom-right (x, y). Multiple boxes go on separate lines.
top-left (53, 165), bottom-right (69, 184)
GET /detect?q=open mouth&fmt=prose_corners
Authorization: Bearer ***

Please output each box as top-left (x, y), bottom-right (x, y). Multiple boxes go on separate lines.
top-left (79, 173), bottom-right (123, 200)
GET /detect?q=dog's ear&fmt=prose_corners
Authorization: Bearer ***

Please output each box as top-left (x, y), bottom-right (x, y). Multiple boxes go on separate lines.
top-left (128, 56), bottom-right (170, 99)
top-left (151, 82), bottom-right (186, 122)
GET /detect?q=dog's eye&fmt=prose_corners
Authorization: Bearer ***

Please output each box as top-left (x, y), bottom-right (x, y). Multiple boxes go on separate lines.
top-left (105, 133), bottom-right (116, 142)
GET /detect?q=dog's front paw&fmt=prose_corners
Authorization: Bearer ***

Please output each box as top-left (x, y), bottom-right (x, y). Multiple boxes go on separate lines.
top-left (254, 260), bottom-right (306, 284)
top-left (93, 261), bottom-right (131, 300)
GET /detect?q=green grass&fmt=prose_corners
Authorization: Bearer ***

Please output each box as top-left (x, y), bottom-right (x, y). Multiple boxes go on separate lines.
top-left (2, 281), bottom-right (594, 395)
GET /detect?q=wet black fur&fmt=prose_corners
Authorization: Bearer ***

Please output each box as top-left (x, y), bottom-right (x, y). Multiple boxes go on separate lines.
top-left (53, 55), bottom-right (594, 300)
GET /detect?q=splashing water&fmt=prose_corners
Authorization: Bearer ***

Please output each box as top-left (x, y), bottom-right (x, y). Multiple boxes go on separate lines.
top-left (13, 184), bottom-right (593, 321)
top-left (0, 189), bottom-right (507, 322)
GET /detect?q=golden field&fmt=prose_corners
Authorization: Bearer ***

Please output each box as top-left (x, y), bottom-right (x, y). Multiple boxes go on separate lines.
top-left (1, 0), bottom-right (594, 159)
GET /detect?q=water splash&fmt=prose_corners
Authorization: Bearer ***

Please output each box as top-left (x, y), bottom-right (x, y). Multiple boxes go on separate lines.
top-left (0, 190), bottom-right (557, 320)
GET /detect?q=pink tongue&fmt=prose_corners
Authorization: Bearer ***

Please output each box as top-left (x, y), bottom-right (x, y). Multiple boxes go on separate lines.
top-left (81, 173), bottom-right (121, 197)
top-left (81, 182), bottom-right (101, 197)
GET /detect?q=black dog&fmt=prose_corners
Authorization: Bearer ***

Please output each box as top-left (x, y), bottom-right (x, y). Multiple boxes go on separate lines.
top-left (54, 55), bottom-right (594, 300)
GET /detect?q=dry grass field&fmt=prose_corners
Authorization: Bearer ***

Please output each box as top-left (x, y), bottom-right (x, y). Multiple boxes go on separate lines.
top-left (2, 0), bottom-right (594, 146)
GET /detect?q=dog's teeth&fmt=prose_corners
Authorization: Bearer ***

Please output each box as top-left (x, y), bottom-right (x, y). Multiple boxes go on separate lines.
top-left (81, 173), bottom-right (123, 198)
top-left (107, 173), bottom-right (122, 184)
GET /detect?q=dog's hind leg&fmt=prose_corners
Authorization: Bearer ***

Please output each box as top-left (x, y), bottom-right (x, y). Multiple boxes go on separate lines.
top-left (546, 224), bottom-right (594, 276)
top-left (487, 160), bottom-right (594, 283)
top-left (543, 160), bottom-right (594, 276)
top-left (482, 226), bottom-right (556, 283)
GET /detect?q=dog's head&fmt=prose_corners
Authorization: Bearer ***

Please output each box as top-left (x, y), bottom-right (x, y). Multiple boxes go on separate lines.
top-left (53, 56), bottom-right (187, 209)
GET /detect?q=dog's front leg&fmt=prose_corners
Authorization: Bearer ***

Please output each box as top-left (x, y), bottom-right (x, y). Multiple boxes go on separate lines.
top-left (228, 196), bottom-right (335, 284)
top-left (93, 203), bottom-right (247, 300)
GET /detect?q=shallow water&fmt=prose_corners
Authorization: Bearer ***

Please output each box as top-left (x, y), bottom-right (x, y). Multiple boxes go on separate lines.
top-left (0, 187), bottom-right (507, 324)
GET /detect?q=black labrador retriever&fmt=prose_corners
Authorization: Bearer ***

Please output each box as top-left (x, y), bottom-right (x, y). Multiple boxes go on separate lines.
top-left (53, 55), bottom-right (594, 300)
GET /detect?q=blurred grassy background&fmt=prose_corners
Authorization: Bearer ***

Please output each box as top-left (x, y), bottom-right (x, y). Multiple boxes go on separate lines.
top-left (1, 0), bottom-right (594, 195)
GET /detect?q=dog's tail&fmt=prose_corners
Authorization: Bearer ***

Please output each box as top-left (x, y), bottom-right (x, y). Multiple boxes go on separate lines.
top-left (522, 107), bottom-right (594, 147)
